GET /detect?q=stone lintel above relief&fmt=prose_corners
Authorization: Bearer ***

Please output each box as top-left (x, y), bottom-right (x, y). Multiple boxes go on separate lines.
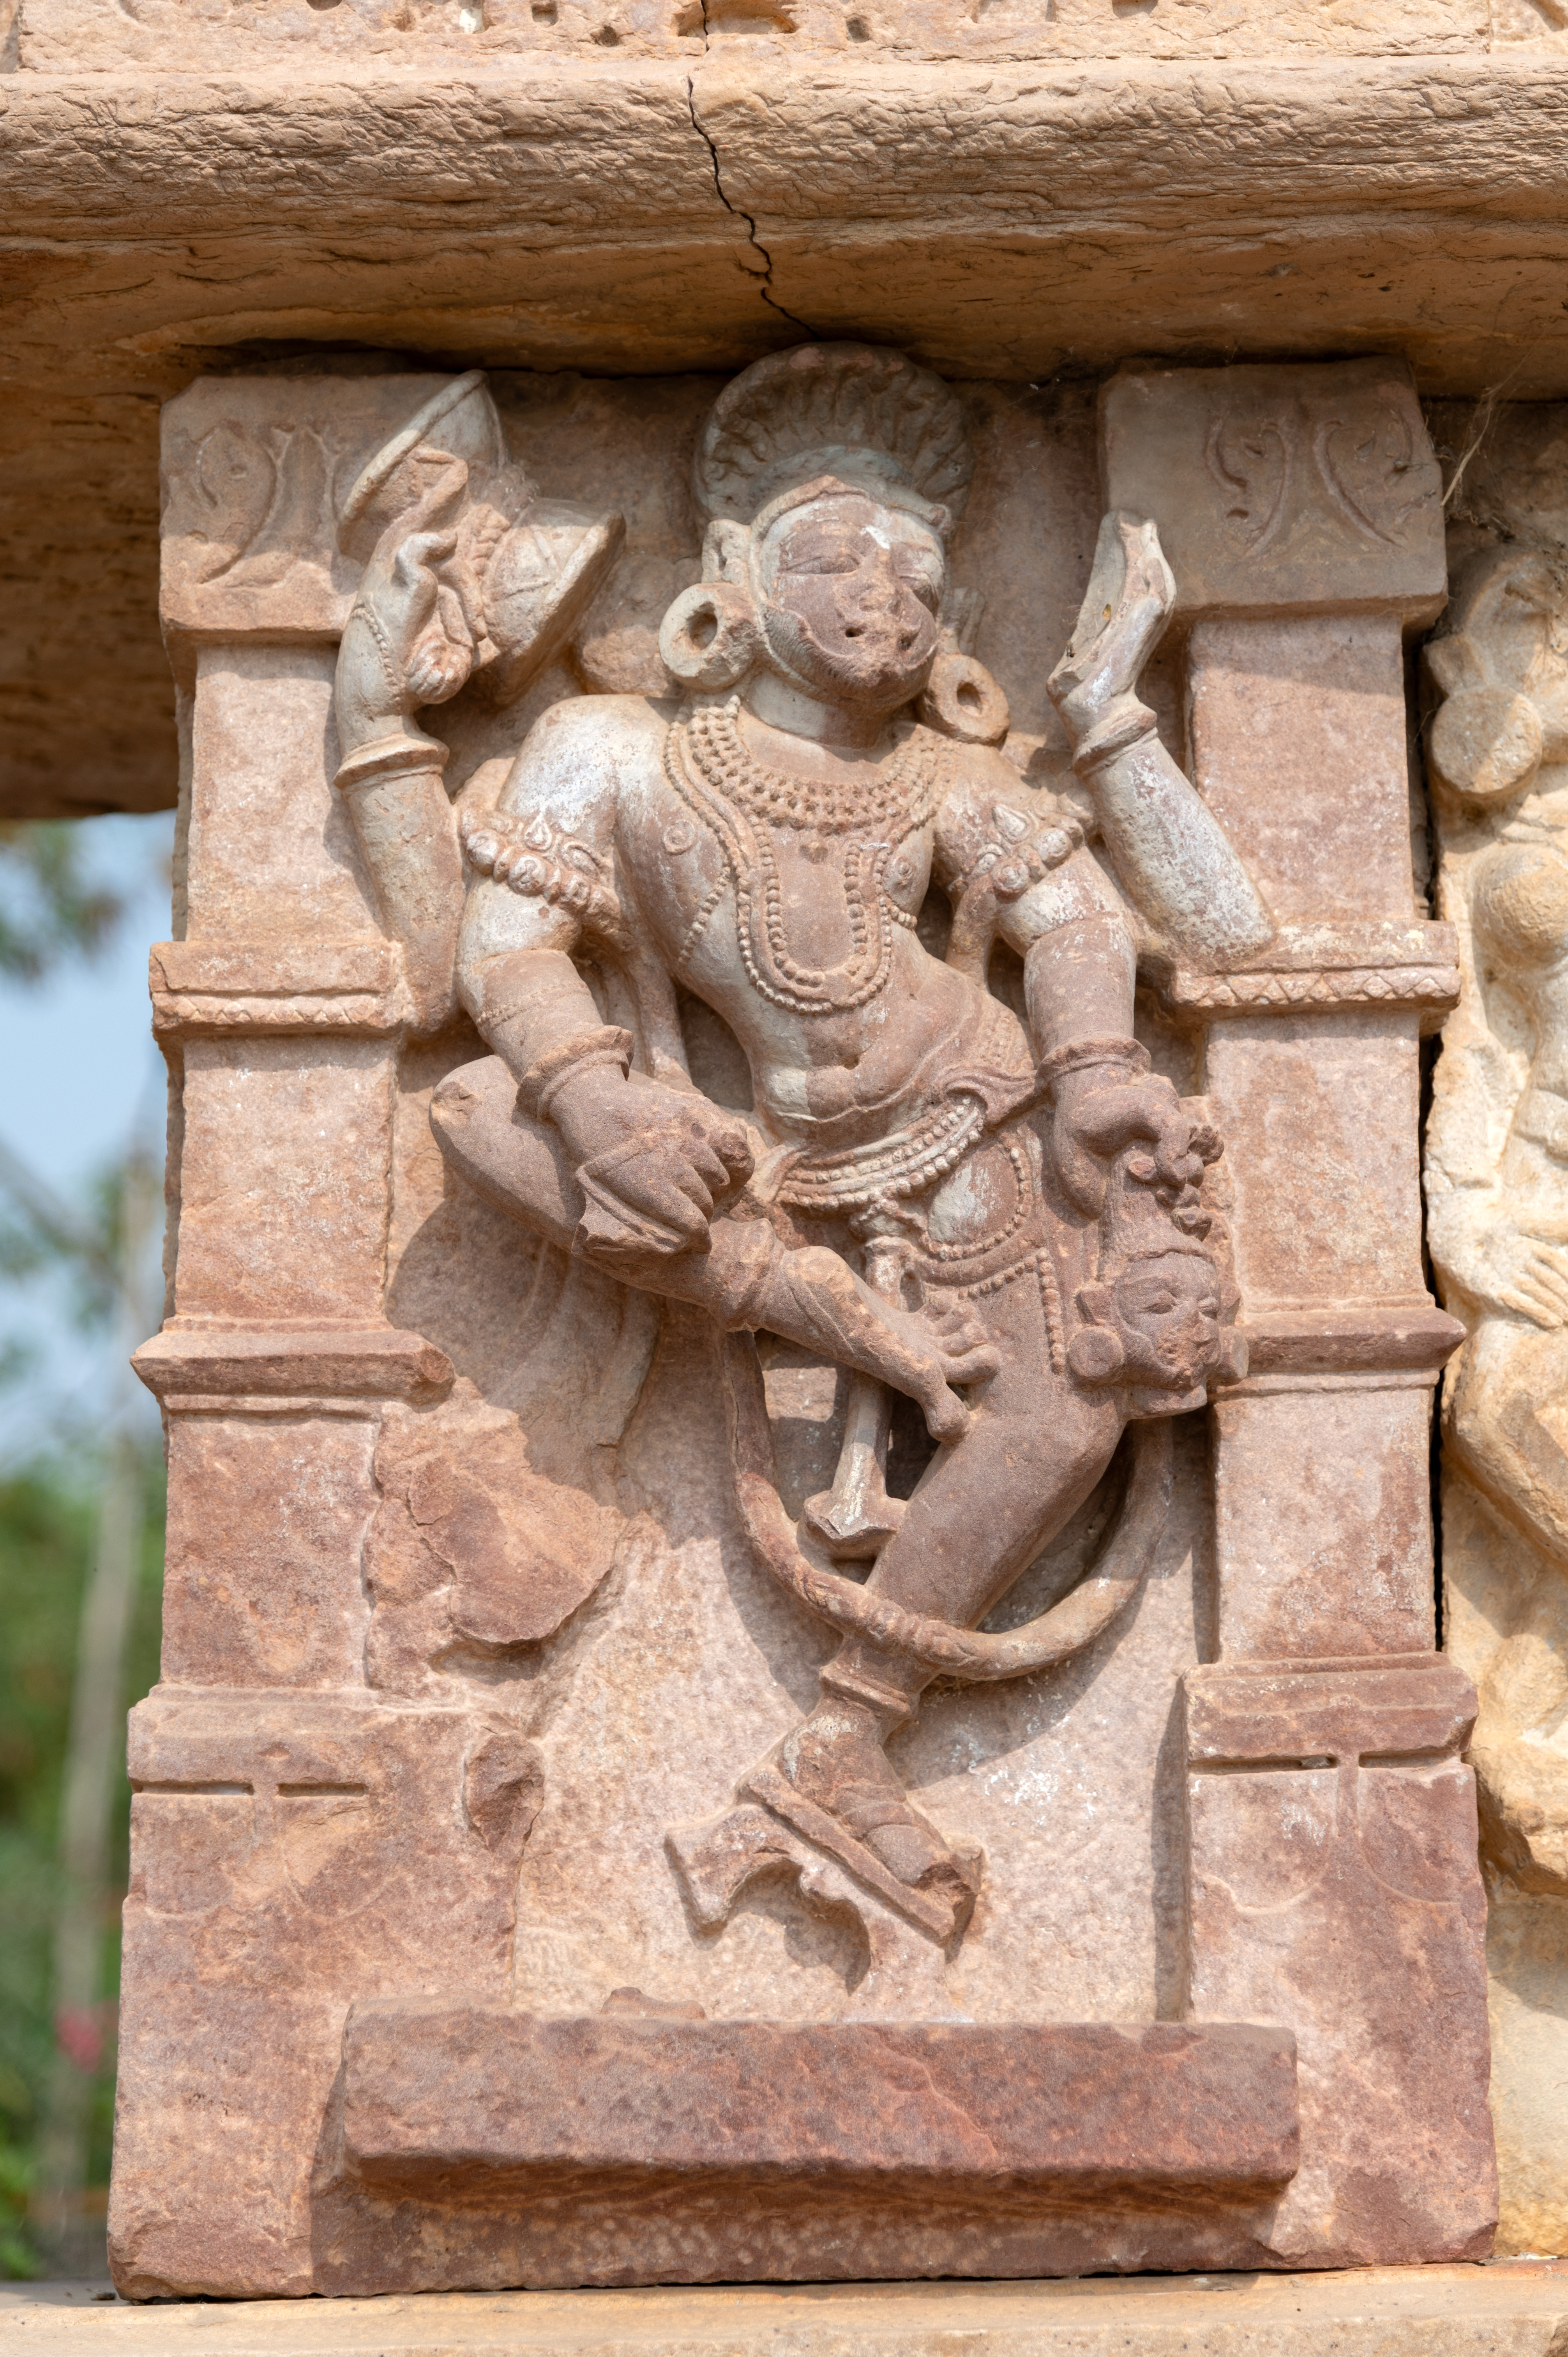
top-left (1184, 1657), bottom-right (1478, 1768)
top-left (133, 1322), bottom-right (455, 1405)
top-left (1100, 360), bottom-right (1446, 625)
top-left (339, 2004), bottom-right (1299, 2198)
top-left (149, 938), bottom-right (406, 1037)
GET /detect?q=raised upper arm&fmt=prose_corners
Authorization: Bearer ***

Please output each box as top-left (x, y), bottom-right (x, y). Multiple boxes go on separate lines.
top-left (456, 694), bottom-right (659, 994)
top-left (932, 747), bottom-right (1127, 956)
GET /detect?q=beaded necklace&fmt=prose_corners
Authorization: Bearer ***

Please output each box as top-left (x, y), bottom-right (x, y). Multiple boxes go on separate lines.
top-left (663, 697), bottom-right (945, 1018)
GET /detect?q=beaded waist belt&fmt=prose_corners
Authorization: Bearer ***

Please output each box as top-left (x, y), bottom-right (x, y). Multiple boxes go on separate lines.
top-left (774, 1060), bottom-right (1042, 1216)
top-left (775, 1094), bottom-right (988, 1214)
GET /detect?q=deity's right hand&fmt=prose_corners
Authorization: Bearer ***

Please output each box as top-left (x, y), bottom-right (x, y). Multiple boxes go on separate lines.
top-left (551, 1065), bottom-right (756, 1263)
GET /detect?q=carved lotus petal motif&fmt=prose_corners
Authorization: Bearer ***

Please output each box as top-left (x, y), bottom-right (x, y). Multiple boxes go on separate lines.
top-left (193, 422), bottom-right (277, 580)
top-left (194, 417), bottom-right (346, 590)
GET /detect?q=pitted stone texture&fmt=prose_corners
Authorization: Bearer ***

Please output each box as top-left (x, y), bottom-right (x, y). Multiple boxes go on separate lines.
top-left (1186, 1659), bottom-right (1494, 2267)
top-left (7, 0), bottom-right (1505, 71)
top-left (341, 2007), bottom-right (1298, 2194)
top-left (1185, 617), bottom-right (1425, 926)
top-left (1210, 1387), bottom-right (1436, 1660)
top-left (111, 1689), bottom-right (539, 2302)
top-left (158, 1414), bottom-right (380, 1688)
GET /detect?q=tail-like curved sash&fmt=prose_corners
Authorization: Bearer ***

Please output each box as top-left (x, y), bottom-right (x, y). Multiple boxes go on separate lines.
top-left (721, 1332), bottom-right (1172, 1684)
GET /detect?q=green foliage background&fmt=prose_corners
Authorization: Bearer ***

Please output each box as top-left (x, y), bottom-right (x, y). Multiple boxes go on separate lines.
top-left (0, 815), bottom-right (164, 2276)
top-left (0, 1448), bottom-right (166, 2274)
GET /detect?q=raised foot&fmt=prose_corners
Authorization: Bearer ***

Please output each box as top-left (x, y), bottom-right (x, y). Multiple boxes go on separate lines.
top-left (665, 1794), bottom-right (977, 1984)
top-left (744, 1764), bottom-right (981, 1944)
top-left (767, 1707), bottom-right (984, 1938)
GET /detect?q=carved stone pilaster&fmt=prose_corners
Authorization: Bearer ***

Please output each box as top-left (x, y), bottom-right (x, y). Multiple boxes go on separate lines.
top-left (1104, 356), bottom-right (1493, 2261)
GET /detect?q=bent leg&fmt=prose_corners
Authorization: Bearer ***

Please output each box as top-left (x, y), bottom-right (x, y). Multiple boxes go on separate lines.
top-left (432, 1053), bottom-right (996, 1428)
top-left (869, 1272), bottom-right (1123, 1628)
top-left (431, 1056), bottom-right (582, 1253)
top-left (872, 1405), bottom-right (1119, 1627)
top-left (818, 1371), bottom-right (1121, 1722)
top-left (781, 1273), bottom-right (1123, 1892)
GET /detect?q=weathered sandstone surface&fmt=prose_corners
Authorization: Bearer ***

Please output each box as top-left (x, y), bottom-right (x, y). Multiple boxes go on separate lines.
top-left (9, 57), bottom-right (1568, 812)
top-left (4, 0), bottom-right (1566, 2309)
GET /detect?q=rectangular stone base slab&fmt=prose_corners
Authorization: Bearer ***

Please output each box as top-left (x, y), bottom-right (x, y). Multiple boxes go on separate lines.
top-left (9, 2264), bottom-right (1568, 2353)
top-left (340, 2005), bottom-right (1298, 2199)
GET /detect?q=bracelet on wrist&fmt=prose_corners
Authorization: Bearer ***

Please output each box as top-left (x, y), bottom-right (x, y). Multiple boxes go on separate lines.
top-left (335, 732), bottom-right (450, 795)
top-left (1070, 699), bottom-right (1158, 779)
top-left (517, 1026), bottom-right (635, 1122)
top-left (1037, 1035), bottom-right (1150, 1092)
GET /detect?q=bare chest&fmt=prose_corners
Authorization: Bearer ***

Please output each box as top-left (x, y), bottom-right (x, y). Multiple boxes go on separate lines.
top-left (624, 765), bottom-right (931, 1009)
top-left (622, 705), bottom-right (942, 1019)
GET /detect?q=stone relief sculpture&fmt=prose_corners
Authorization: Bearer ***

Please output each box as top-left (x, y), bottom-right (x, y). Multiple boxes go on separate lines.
top-left (114, 349), bottom-right (1495, 2297)
top-left (1424, 512), bottom-right (1568, 2254)
top-left (332, 345), bottom-right (1262, 1944)
top-left (1426, 543), bottom-right (1568, 1895)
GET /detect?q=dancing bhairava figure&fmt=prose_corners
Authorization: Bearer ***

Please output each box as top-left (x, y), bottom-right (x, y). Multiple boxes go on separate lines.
top-left (342, 345), bottom-right (1274, 1940)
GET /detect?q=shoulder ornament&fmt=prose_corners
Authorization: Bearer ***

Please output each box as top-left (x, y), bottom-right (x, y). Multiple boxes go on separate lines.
top-left (460, 806), bottom-right (627, 950)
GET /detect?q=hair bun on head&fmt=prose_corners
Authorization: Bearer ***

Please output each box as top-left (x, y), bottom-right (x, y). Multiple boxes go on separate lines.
top-left (693, 343), bottom-right (973, 530)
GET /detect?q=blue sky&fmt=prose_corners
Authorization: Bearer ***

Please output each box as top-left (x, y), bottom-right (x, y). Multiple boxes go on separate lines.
top-left (0, 815), bottom-right (176, 1470)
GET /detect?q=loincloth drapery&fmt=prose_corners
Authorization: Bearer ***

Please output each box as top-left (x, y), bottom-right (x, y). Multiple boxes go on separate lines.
top-left (758, 1093), bottom-right (1097, 1385)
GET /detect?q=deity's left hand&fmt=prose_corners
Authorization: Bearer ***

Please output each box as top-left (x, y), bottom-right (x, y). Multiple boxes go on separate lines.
top-left (1051, 1065), bottom-right (1217, 1219)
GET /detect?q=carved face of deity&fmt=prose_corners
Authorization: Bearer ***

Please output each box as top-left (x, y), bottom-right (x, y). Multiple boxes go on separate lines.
top-left (1111, 1251), bottom-right (1223, 1391)
top-left (752, 488), bottom-right (946, 717)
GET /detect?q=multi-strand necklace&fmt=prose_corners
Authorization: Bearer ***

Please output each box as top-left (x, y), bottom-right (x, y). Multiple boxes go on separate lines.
top-left (664, 696), bottom-right (945, 1017)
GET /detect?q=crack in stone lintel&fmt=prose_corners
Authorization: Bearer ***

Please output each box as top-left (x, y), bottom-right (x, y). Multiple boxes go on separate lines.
top-left (687, 36), bottom-right (819, 340)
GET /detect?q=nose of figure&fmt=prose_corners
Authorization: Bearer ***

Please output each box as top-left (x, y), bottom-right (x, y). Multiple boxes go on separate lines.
top-left (1182, 1301), bottom-right (1221, 1369)
top-left (842, 565), bottom-right (920, 651)
top-left (1153, 1298), bottom-right (1210, 1372)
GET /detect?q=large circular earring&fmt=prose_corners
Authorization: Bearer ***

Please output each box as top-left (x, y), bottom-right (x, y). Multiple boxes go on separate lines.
top-left (659, 582), bottom-right (761, 691)
top-left (919, 650), bottom-right (1010, 745)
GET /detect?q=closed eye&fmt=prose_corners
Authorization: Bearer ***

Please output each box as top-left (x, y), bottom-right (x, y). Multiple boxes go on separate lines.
top-left (896, 565), bottom-right (941, 612)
